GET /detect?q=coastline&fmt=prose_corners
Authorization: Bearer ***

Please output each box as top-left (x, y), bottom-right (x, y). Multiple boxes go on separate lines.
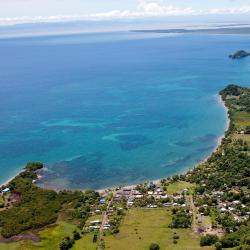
top-left (1, 94), bottom-right (230, 194)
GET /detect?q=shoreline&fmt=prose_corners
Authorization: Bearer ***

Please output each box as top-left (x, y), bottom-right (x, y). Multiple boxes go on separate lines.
top-left (1, 94), bottom-right (230, 194)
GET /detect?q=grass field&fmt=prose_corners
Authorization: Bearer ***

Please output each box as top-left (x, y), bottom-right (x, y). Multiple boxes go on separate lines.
top-left (104, 208), bottom-right (212, 250)
top-left (165, 181), bottom-right (196, 195)
top-left (72, 233), bottom-right (97, 250)
top-left (202, 216), bottom-right (212, 227)
top-left (233, 111), bottom-right (250, 128)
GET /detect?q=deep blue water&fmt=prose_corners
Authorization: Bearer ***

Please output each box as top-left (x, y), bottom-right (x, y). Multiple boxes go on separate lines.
top-left (1, 31), bottom-right (250, 189)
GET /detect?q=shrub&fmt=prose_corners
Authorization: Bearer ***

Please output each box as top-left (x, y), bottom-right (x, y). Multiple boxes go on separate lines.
top-left (149, 243), bottom-right (160, 250)
top-left (200, 234), bottom-right (218, 246)
top-left (215, 242), bottom-right (222, 250)
top-left (73, 230), bottom-right (81, 240)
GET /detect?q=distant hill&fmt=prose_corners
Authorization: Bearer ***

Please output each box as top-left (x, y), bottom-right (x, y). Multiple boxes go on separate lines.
top-left (229, 50), bottom-right (250, 59)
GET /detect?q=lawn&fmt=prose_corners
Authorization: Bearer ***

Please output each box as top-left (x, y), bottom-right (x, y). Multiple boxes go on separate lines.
top-left (232, 111), bottom-right (250, 129)
top-left (104, 208), bottom-right (212, 250)
top-left (202, 216), bottom-right (212, 227)
top-left (72, 233), bottom-right (97, 250)
top-left (165, 181), bottom-right (196, 195)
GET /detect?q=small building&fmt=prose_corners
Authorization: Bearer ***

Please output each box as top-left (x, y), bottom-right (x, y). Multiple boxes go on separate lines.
top-left (147, 204), bottom-right (157, 208)
top-left (160, 195), bottom-right (168, 199)
top-left (163, 202), bottom-right (172, 207)
top-left (95, 209), bottom-right (102, 214)
top-left (127, 201), bottom-right (134, 207)
top-left (134, 194), bottom-right (143, 199)
top-left (99, 198), bottom-right (106, 205)
top-left (90, 220), bottom-right (101, 225)
top-left (220, 207), bottom-right (227, 212)
top-left (1, 188), bottom-right (10, 193)
top-left (89, 226), bottom-right (100, 230)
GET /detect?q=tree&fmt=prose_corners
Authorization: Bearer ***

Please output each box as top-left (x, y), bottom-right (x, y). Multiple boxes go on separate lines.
top-left (200, 235), bottom-right (218, 246)
top-left (59, 241), bottom-right (69, 250)
top-left (215, 242), bottom-right (222, 250)
top-left (73, 230), bottom-right (81, 240)
top-left (149, 243), bottom-right (160, 250)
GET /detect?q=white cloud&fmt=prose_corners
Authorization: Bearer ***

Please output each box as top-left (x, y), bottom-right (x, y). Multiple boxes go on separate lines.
top-left (137, 0), bottom-right (198, 16)
top-left (1, 1), bottom-right (250, 26)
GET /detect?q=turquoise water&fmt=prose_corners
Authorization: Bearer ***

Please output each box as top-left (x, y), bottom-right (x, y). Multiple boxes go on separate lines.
top-left (1, 31), bottom-right (250, 189)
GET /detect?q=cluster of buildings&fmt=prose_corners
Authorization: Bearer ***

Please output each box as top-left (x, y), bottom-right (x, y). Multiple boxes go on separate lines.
top-left (196, 190), bottom-right (250, 226)
top-left (110, 184), bottom-right (191, 209)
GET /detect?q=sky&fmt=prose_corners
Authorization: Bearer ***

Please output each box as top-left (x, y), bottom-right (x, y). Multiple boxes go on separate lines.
top-left (1, 0), bottom-right (250, 25)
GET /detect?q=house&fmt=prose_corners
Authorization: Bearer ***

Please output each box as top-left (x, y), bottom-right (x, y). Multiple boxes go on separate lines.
top-left (160, 195), bottom-right (168, 199)
top-left (1, 188), bottom-right (10, 193)
top-left (95, 209), bottom-right (102, 214)
top-left (147, 204), bottom-right (157, 208)
top-left (134, 194), bottom-right (143, 199)
top-left (163, 202), bottom-right (172, 207)
top-left (233, 200), bottom-right (240, 205)
top-left (99, 198), bottom-right (106, 205)
top-left (220, 207), bottom-right (227, 212)
top-left (127, 201), bottom-right (134, 207)
top-left (89, 226), bottom-right (100, 230)
top-left (90, 220), bottom-right (101, 225)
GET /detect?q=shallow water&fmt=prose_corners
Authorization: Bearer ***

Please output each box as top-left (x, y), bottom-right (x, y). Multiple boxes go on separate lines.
top-left (1, 31), bottom-right (250, 189)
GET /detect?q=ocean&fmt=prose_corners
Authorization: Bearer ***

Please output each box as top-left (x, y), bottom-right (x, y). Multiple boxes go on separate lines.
top-left (0, 31), bottom-right (250, 189)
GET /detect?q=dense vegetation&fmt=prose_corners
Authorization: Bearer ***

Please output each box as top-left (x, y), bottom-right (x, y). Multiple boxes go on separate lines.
top-left (0, 163), bottom-right (99, 238)
top-left (169, 208), bottom-right (191, 228)
top-left (186, 85), bottom-right (250, 249)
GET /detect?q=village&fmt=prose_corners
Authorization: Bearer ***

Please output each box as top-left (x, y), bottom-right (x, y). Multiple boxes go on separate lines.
top-left (80, 178), bottom-right (249, 240)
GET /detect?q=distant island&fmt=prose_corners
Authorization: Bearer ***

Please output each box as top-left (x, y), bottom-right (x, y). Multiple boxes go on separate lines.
top-left (229, 50), bottom-right (250, 59)
top-left (133, 26), bottom-right (250, 35)
top-left (0, 85), bottom-right (250, 250)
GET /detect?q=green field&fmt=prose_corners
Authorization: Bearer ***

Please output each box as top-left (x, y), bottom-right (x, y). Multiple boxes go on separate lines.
top-left (0, 209), bottom-right (213, 250)
top-left (0, 221), bottom-right (78, 250)
top-left (72, 233), bottom-right (97, 250)
top-left (165, 181), bottom-right (196, 195)
top-left (232, 111), bottom-right (250, 128)
top-left (104, 208), bottom-right (212, 250)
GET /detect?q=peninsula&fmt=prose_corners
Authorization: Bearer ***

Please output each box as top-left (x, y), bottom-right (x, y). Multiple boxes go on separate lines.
top-left (0, 85), bottom-right (250, 250)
